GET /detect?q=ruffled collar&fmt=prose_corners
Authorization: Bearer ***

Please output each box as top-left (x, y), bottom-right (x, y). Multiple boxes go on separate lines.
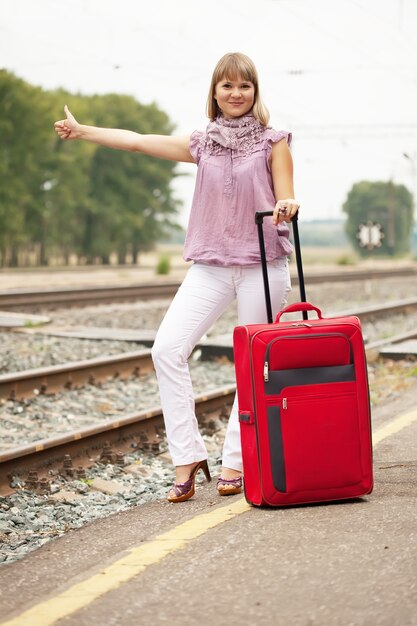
top-left (203, 113), bottom-right (266, 155)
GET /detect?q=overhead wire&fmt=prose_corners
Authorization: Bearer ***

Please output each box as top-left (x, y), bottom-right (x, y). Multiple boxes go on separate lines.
top-left (268, 0), bottom-right (417, 87)
top-left (345, 0), bottom-right (417, 56)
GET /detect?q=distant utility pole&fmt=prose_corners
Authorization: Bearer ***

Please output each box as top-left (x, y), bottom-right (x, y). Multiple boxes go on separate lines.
top-left (398, 0), bottom-right (404, 29)
top-left (387, 180), bottom-right (396, 252)
top-left (403, 153), bottom-right (417, 214)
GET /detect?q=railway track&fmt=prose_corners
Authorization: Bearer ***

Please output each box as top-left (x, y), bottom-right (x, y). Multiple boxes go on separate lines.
top-left (1, 288), bottom-right (416, 495)
top-left (0, 282), bottom-right (180, 311)
top-left (1, 266), bottom-right (416, 310)
top-left (0, 349), bottom-right (154, 401)
top-left (1, 296), bottom-right (416, 401)
top-left (2, 325), bottom-right (416, 496)
top-left (0, 386), bottom-right (235, 495)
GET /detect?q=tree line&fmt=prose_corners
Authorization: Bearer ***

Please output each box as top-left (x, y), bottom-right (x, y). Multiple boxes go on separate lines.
top-left (0, 70), bottom-right (182, 267)
top-left (1, 70), bottom-right (414, 268)
top-left (343, 180), bottom-right (414, 256)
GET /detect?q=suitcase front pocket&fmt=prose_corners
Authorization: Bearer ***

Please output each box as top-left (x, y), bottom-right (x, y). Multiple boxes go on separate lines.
top-left (264, 333), bottom-right (353, 383)
top-left (267, 388), bottom-right (363, 494)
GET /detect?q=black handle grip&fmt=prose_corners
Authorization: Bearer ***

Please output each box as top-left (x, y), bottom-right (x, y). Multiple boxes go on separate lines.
top-left (255, 210), bottom-right (299, 224)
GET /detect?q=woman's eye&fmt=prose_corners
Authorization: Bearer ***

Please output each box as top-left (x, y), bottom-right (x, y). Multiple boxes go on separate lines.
top-left (219, 82), bottom-right (252, 89)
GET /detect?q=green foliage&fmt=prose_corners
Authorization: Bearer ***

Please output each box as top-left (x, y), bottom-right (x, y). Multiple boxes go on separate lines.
top-left (156, 254), bottom-right (171, 275)
top-left (342, 180), bottom-right (414, 257)
top-left (0, 71), bottom-right (182, 266)
top-left (336, 254), bottom-right (356, 265)
top-left (295, 221), bottom-right (348, 247)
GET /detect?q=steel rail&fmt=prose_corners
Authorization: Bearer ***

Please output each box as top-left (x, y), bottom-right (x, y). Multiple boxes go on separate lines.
top-left (1, 297), bottom-right (417, 401)
top-left (0, 386), bottom-right (235, 495)
top-left (0, 266), bottom-right (416, 310)
top-left (333, 297), bottom-right (417, 321)
top-left (365, 328), bottom-right (417, 351)
top-left (0, 282), bottom-right (181, 311)
top-left (0, 350), bottom-right (154, 400)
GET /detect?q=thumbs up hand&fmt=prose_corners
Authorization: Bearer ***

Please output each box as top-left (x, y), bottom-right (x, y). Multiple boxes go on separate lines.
top-left (54, 105), bottom-right (81, 140)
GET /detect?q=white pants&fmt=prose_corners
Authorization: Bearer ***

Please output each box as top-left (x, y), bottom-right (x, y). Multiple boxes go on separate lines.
top-left (151, 259), bottom-right (291, 471)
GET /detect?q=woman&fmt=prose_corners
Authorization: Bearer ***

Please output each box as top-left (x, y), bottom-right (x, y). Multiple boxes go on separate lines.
top-left (54, 52), bottom-right (300, 503)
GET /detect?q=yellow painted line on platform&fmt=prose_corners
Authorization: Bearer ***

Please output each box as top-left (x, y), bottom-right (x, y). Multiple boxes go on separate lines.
top-left (0, 497), bottom-right (250, 626)
top-left (373, 407), bottom-right (417, 446)
top-left (3, 407), bottom-right (417, 626)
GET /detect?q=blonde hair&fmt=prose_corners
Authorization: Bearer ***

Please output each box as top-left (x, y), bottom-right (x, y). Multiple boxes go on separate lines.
top-left (206, 52), bottom-right (270, 125)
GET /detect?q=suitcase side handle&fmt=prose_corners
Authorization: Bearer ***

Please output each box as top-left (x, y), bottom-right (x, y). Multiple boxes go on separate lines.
top-left (275, 301), bottom-right (323, 322)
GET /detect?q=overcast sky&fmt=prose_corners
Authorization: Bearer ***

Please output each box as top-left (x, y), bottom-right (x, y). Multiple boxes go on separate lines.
top-left (1, 0), bottom-right (417, 225)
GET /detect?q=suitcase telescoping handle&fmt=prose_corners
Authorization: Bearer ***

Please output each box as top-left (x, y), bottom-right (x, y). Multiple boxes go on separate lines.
top-left (255, 210), bottom-right (308, 322)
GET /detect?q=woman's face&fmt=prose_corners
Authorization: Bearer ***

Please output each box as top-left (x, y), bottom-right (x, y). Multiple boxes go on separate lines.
top-left (214, 75), bottom-right (255, 119)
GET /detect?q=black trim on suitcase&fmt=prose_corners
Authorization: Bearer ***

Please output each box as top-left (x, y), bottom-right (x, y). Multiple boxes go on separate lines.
top-left (267, 406), bottom-right (287, 492)
top-left (265, 364), bottom-right (356, 395)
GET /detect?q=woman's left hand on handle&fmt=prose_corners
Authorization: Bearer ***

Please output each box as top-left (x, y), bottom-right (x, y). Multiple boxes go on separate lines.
top-left (273, 199), bottom-right (300, 225)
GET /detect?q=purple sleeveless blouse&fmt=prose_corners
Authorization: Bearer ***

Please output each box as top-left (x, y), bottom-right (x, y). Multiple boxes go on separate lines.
top-left (183, 126), bottom-right (293, 266)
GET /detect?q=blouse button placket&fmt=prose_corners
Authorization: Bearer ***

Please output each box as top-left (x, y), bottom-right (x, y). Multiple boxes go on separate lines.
top-left (224, 149), bottom-right (233, 196)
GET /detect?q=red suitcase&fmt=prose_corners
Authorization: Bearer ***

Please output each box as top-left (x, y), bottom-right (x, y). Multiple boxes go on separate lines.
top-left (233, 211), bottom-right (373, 507)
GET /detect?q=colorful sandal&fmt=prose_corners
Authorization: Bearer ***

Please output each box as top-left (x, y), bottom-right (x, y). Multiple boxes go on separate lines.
top-left (167, 460), bottom-right (211, 503)
top-left (217, 475), bottom-right (243, 496)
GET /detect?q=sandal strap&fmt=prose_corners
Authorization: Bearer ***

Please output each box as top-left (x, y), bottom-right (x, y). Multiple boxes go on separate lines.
top-left (171, 477), bottom-right (193, 497)
top-left (217, 476), bottom-right (243, 487)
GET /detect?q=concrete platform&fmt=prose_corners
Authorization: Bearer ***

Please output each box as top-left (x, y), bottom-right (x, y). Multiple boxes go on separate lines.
top-left (1, 379), bottom-right (417, 626)
top-left (15, 326), bottom-right (157, 346)
top-left (379, 339), bottom-right (417, 360)
top-left (0, 311), bottom-right (50, 328)
top-left (200, 334), bottom-right (234, 361)
top-left (16, 327), bottom-right (234, 359)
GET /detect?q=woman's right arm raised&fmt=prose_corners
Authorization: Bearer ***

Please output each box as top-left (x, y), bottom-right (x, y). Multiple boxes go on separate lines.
top-left (54, 105), bottom-right (195, 163)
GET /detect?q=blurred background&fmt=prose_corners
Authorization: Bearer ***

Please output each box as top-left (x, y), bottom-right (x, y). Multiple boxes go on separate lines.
top-left (1, 0), bottom-right (416, 267)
